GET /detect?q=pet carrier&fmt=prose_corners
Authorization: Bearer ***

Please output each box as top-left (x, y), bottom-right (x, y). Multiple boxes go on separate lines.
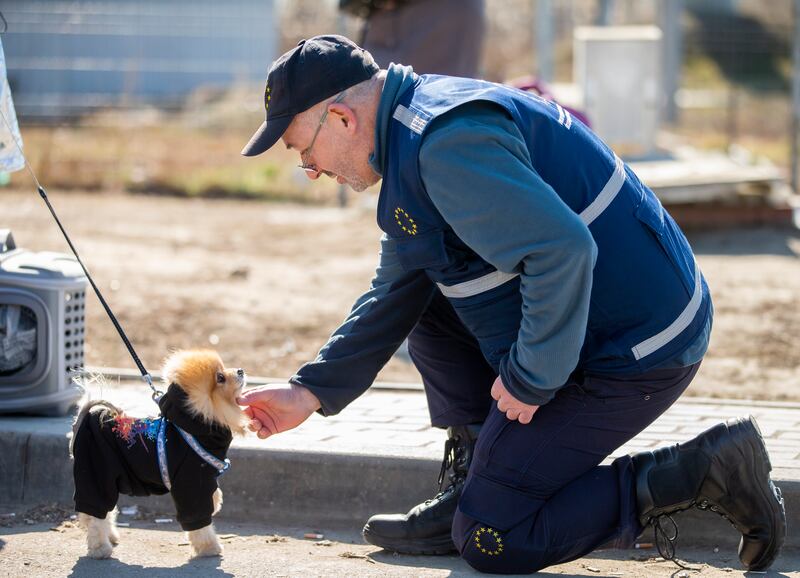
top-left (0, 229), bottom-right (86, 415)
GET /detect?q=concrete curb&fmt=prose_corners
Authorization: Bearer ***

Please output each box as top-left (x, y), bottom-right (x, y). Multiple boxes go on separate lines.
top-left (0, 426), bottom-right (796, 549)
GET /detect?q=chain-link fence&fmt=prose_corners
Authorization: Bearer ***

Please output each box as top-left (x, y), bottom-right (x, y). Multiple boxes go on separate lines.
top-left (282, 0), bottom-right (793, 167)
top-left (1, 0), bottom-right (278, 119)
top-left (0, 1), bottom-right (793, 174)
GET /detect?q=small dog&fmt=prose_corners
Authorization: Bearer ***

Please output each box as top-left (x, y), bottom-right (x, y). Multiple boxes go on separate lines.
top-left (70, 350), bottom-right (247, 559)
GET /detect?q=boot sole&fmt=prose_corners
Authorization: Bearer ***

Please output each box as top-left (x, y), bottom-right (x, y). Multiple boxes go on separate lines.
top-left (727, 415), bottom-right (787, 571)
top-left (362, 524), bottom-right (456, 555)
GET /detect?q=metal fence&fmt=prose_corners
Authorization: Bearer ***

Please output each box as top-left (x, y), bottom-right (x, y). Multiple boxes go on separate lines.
top-left (0, 0), bottom-right (277, 119)
top-left (478, 0), bottom-right (793, 164)
top-left (0, 0), bottom-right (793, 166)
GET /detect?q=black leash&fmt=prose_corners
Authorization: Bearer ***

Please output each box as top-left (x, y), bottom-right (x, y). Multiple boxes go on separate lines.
top-left (34, 184), bottom-right (158, 396)
top-left (0, 106), bottom-right (160, 399)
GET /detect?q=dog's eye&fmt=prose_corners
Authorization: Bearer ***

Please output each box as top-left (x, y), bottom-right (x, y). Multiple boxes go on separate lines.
top-left (216, 372), bottom-right (225, 384)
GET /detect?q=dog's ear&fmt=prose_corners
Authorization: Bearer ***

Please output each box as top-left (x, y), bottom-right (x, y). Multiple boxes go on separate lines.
top-left (161, 350), bottom-right (184, 386)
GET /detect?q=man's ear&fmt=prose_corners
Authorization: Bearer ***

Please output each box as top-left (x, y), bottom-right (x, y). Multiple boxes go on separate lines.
top-left (329, 102), bottom-right (357, 133)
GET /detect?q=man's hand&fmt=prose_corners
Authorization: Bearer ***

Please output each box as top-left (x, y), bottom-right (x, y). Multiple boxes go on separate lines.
top-left (237, 383), bottom-right (322, 439)
top-left (491, 375), bottom-right (539, 424)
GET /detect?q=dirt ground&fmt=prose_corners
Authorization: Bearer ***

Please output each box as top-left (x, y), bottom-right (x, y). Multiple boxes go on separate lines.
top-left (2, 190), bottom-right (799, 401)
top-left (0, 507), bottom-right (797, 578)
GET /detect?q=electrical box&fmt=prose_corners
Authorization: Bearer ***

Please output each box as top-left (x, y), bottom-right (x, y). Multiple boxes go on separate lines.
top-left (574, 26), bottom-right (662, 156)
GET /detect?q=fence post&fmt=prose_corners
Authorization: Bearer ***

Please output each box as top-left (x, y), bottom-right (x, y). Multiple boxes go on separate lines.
top-left (792, 0), bottom-right (800, 193)
top-left (535, 0), bottom-right (553, 83)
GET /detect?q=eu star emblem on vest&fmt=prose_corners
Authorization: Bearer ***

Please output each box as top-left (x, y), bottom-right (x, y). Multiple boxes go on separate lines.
top-left (394, 207), bottom-right (418, 236)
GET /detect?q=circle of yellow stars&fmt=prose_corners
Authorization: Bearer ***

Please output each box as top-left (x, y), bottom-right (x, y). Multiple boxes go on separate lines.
top-left (395, 207), bottom-right (418, 236)
top-left (265, 85), bottom-right (272, 112)
top-left (474, 527), bottom-right (504, 556)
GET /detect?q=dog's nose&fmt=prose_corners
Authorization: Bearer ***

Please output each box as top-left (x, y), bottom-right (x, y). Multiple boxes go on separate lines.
top-left (237, 368), bottom-right (244, 377)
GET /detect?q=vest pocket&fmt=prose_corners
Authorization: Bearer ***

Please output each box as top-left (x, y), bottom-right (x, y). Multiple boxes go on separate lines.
top-left (634, 192), bottom-right (695, 295)
top-left (633, 190), bottom-right (665, 237)
top-left (394, 230), bottom-right (450, 271)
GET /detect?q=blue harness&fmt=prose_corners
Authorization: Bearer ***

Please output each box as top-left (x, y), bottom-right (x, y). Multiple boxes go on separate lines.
top-left (153, 396), bottom-right (231, 492)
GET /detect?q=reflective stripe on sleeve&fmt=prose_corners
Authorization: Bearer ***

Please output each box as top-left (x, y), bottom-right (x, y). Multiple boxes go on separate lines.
top-left (436, 270), bottom-right (519, 299)
top-left (436, 156), bottom-right (625, 299)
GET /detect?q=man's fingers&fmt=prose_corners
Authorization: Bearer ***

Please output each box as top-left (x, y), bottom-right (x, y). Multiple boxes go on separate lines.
top-left (249, 405), bottom-right (279, 437)
top-left (496, 398), bottom-right (508, 412)
top-left (257, 427), bottom-right (272, 440)
top-left (506, 409), bottom-right (520, 421)
top-left (520, 405), bottom-right (539, 424)
top-left (244, 406), bottom-right (260, 432)
top-left (237, 386), bottom-right (274, 406)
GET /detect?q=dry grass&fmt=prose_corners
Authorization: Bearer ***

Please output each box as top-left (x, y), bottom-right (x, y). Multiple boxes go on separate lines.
top-left (8, 97), bottom-right (342, 204)
top-left (1, 0), bottom-right (791, 199)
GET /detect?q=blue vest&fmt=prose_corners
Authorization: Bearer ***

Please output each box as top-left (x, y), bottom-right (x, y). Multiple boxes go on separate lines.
top-left (378, 75), bottom-right (711, 375)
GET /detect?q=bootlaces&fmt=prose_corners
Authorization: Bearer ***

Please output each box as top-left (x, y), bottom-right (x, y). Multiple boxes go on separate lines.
top-left (696, 499), bottom-right (736, 527)
top-left (437, 438), bottom-right (456, 490)
top-left (425, 437), bottom-right (464, 504)
top-left (652, 514), bottom-right (698, 571)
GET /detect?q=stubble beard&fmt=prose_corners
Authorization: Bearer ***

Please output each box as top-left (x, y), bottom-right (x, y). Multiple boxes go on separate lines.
top-left (344, 173), bottom-right (373, 192)
top-left (335, 153), bottom-right (380, 193)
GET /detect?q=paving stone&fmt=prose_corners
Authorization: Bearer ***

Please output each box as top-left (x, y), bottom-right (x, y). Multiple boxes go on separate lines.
top-left (56, 380), bottom-right (800, 482)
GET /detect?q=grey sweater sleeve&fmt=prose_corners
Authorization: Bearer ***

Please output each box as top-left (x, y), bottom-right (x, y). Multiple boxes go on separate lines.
top-left (419, 101), bottom-right (597, 405)
top-left (291, 234), bottom-right (435, 416)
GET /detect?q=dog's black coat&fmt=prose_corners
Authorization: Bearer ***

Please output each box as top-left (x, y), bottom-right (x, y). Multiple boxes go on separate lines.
top-left (72, 383), bottom-right (233, 531)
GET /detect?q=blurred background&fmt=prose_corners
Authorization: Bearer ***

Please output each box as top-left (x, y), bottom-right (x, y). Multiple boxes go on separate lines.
top-left (0, 0), bottom-right (798, 415)
top-left (0, 0), bottom-right (797, 203)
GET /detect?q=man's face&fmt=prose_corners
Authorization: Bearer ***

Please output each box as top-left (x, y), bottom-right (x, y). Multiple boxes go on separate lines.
top-left (282, 97), bottom-right (380, 193)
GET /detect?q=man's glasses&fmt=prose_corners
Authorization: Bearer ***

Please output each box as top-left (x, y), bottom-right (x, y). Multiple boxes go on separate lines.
top-left (298, 91), bottom-right (347, 176)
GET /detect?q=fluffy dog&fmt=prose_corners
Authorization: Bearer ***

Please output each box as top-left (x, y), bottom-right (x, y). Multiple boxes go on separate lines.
top-left (70, 350), bottom-right (247, 559)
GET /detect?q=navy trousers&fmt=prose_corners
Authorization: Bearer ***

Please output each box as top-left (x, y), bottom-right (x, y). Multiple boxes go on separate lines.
top-left (407, 291), bottom-right (700, 574)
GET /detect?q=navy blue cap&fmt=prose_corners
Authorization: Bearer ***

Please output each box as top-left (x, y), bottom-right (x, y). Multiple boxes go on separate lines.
top-left (241, 35), bottom-right (380, 157)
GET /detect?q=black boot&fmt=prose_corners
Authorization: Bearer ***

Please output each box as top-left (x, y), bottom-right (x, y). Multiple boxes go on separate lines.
top-left (362, 424), bottom-right (479, 555)
top-left (632, 415), bottom-right (786, 571)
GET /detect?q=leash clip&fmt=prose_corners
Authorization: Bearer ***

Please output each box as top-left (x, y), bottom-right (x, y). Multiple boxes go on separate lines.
top-left (144, 373), bottom-right (163, 403)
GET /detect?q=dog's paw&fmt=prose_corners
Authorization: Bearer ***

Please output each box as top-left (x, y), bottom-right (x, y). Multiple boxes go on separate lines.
top-left (188, 525), bottom-right (223, 557)
top-left (193, 542), bottom-right (223, 558)
top-left (87, 541), bottom-right (114, 559)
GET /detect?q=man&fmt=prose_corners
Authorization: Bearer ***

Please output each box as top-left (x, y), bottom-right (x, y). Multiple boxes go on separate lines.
top-left (238, 35), bottom-right (785, 574)
top-left (340, 0), bottom-right (485, 79)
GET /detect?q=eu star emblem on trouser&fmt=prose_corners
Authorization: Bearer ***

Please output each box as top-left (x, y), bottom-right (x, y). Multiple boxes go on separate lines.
top-left (474, 526), bottom-right (504, 556)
